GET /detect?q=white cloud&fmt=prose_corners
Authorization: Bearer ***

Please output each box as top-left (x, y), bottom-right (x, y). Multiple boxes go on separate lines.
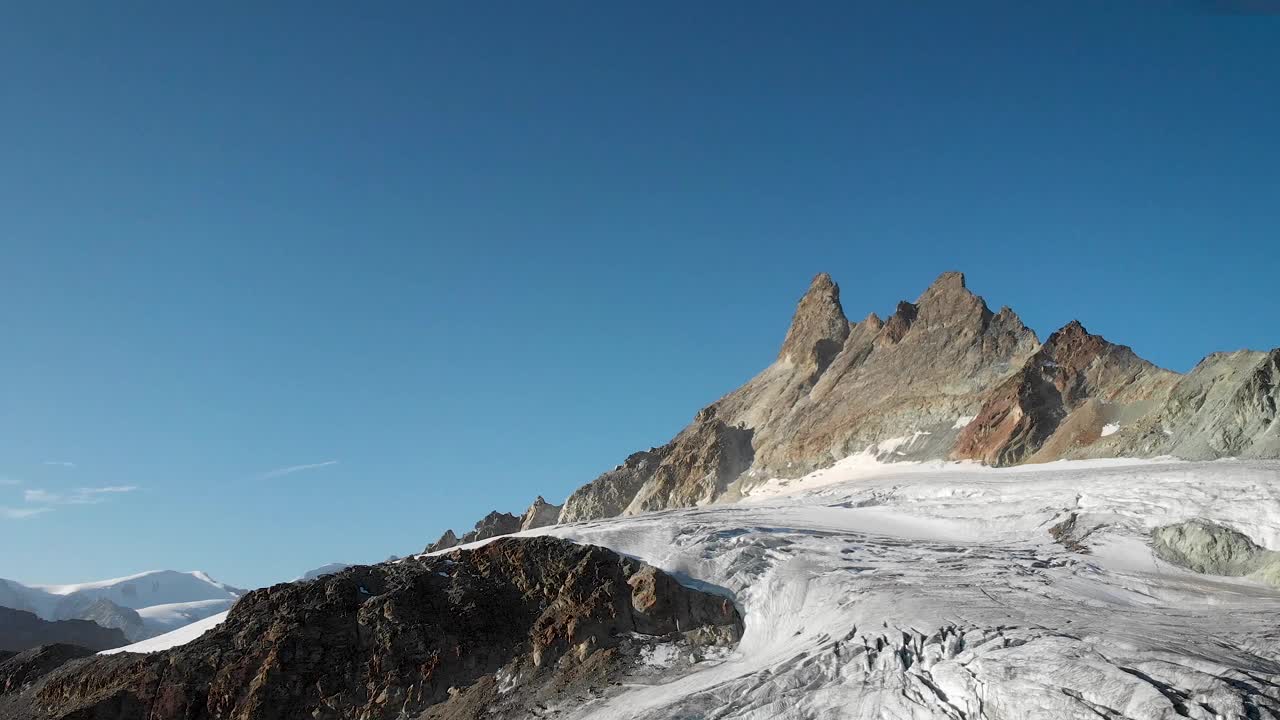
top-left (1, 506), bottom-right (51, 520)
top-left (24, 489), bottom-right (59, 503)
top-left (24, 486), bottom-right (139, 506)
top-left (257, 460), bottom-right (339, 480)
top-left (0, 476), bottom-right (19, 486)
top-left (42, 461), bottom-right (77, 468)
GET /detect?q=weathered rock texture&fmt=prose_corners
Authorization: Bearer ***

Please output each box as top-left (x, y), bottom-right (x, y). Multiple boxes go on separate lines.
top-left (548, 271), bottom-right (1279, 525)
top-left (1152, 519), bottom-right (1280, 587)
top-left (0, 608), bottom-right (128, 653)
top-left (0, 537), bottom-right (742, 720)
top-left (518, 496), bottom-right (561, 531)
top-left (951, 320), bottom-right (1177, 466)
top-left (0, 645), bottom-right (95, 695)
top-left (560, 448), bottom-right (668, 523)
top-left (1072, 348), bottom-right (1280, 461)
top-left (426, 511), bottom-right (522, 552)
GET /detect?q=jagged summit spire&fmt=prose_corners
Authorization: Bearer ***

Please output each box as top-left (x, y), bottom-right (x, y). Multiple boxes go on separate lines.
top-left (915, 270), bottom-right (978, 304)
top-left (778, 273), bottom-right (849, 373)
top-left (928, 271), bottom-right (966, 291)
top-left (1053, 319), bottom-right (1090, 337)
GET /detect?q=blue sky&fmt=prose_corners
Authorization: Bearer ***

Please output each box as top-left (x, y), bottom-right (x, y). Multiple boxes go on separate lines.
top-left (1, 2), bottom-right (1277, 589)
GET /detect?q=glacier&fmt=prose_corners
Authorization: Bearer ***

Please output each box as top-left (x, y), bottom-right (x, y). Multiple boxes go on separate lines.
top-left (148, 456), bottom-right (1280, 719)
top-left (519, 457), bottom-right (1280, 719)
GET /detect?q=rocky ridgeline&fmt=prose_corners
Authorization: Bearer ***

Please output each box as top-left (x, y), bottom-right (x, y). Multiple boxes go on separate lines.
top-left (534, 271), bottom-right (1280, 532)
top-left (434, 270), bottom-right (1276, 546)
top-left (0, 537), bottom-right (742, 720)
top-left (425, 496), bottom-right (564, 553)
top-left (0, 609), bottom-right (128, 654)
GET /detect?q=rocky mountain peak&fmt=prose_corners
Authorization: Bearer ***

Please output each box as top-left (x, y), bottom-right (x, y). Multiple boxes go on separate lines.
top-left (875, 301), bottom-right (918, 346)
top-left (924, 270), bottom-right (967, 292)
top-left (776, 273), bottom-right (850, 379)
top-left (519, 496), bottom-right (562, 531)
top-left (913, 270), bottom-right (994, 330)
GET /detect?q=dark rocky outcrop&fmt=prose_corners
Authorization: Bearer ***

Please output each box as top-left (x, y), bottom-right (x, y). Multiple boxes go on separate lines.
top-left (0, 607), bottom-right (128, 653)
top-left (0, 537), bottom-right (742, 720)
top-left (0, 645), bottom-right (95, 695)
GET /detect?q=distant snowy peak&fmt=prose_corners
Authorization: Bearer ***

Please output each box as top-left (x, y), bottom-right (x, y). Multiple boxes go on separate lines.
top-left (0, 570), bottom-right (243, 642)
top-left (296, 563), bottom-right (352, 581)
top-left (31, 569), bottom-right (244, 604)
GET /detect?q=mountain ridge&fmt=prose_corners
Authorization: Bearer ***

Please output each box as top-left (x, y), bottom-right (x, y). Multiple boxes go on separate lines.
top-left (443, 270), bottom-right (1278, 535)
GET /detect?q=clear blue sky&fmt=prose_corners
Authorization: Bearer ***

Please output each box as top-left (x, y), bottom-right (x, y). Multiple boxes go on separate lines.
top-left (1, 2), bottom-right (1276, 589)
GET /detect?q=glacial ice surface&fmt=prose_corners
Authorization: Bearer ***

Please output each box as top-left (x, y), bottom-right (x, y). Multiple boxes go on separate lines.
top-left (523, 457), bottom-right (1280, 719)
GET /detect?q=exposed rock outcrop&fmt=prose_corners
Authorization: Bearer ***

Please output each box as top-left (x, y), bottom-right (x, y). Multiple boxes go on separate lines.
top-left (463, 511), bottom-right (521, 544)
top-left (0, 607), bottom-right (128, 653)
top-left (0, 537), bottom-right (742, 720)
top-left (0, 645), bottom-right (95, 695)
top-left (1077, 348), bottom-right (1280, 461)
top-left (776, 272), bottom-right (850, 381)
top-left (952, 321), bottom-right (1177, 466)
top-left (425, 511), bottom-right (521, 553)
top-left (425, 528), bottom-right (458, 553)
top-left (560, 447), bottom-right (670, 523)
top-left (518, 496), bottom-right (561, 531)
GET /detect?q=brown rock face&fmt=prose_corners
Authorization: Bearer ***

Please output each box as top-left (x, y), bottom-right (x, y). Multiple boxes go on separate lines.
top-left (952, 321), bottom-right (1176, 466)
top-left (776, 273), bottom-right (850, 380)
top-left (0, 538), bottom-right (742, 720)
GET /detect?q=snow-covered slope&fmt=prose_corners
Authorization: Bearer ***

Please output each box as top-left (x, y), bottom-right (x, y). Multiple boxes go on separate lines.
top-left (134, 599), bottom-right (237, 636)
top-left (0, 570), bottom-right (242, 641)
top-left (29, 569), bottom-right (241, 609)
top-left (505, 456), bottom-right (1280, 719)
top-left (99, 611), bottom-right (229, 655)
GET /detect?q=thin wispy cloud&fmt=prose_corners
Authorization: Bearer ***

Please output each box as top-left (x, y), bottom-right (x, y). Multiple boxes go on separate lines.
top-left (257, 460), bottom-right (339, 480)
top-left (0, 476), bottom-right (19, 486)
top-left (24, 489), bottom-right (59, 503)
top-left (1, 506), bottom-right (51, 520)
top-left (42, 461), bottom-right (77, 468)
top-left (24, 486), bottom-right (140, 506)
